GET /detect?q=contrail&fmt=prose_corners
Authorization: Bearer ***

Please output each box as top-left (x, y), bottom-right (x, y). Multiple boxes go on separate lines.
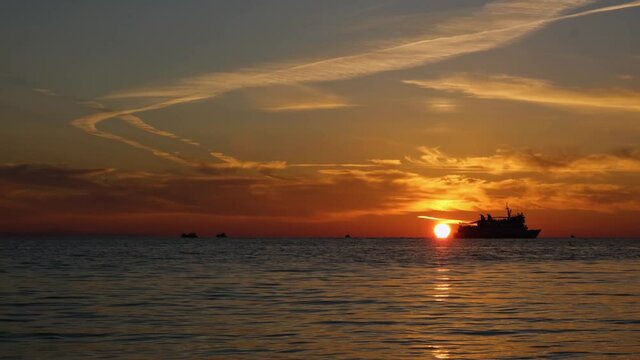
top-left (418, 215), bottom-right (471, 224)
top-left (71, 0), bottom-right (640, 167)
top-left (557, 0), bottom-right (640, 21)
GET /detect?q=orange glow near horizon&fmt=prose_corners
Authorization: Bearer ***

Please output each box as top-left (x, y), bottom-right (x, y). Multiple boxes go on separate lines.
top-left (434, 223), bottom-right (451, 239)
top-left (1, 1), bottom-right (640, 238)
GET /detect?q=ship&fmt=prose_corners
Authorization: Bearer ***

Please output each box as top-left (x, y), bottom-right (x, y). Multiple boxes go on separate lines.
top-left (454, 205), bottom-right (540, 239)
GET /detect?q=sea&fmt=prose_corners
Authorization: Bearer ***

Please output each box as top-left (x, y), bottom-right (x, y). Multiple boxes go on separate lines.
top-left (1, 237), bottom-right (639, 359)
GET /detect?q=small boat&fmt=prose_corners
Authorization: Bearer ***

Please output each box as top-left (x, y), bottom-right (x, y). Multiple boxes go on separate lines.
top-left (215, 232), bottom-right (227, 238)
top-left (181, 232), bottom-right (198, 238)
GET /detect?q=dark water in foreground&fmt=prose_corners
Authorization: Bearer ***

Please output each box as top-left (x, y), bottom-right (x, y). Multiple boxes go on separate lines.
top-left (1, 237), bottom-right (639, 359)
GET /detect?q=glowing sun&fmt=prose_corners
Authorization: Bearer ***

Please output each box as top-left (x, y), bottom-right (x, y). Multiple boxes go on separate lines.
top-left (434, 223), bottom-right (451, 239)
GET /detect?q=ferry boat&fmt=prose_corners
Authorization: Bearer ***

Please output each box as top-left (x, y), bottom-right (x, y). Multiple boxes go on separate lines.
top-left (454, 205), bottom-right (540, 239)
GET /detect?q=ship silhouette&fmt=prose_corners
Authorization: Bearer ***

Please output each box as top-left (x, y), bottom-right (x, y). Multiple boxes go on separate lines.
top-left (454, 205), bottom-right (540, 239)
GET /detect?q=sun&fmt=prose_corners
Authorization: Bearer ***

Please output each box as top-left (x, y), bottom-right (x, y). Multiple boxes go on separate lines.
top-left (434, 223), bottom-right (451, 239)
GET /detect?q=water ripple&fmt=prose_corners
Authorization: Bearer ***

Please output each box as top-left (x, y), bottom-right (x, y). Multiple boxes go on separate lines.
top-left (0, 237), bottom-right (639, 359)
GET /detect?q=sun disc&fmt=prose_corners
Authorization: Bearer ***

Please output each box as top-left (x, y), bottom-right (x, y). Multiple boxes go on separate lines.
top-left (434, 223), bottom-right (451, 239)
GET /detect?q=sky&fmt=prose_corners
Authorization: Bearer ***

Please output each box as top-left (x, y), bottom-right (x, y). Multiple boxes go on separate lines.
top-left (1, 0), bottom-right (639, 237)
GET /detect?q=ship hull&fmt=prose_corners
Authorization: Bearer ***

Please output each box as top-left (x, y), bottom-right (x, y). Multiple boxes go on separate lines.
top-left (453, 229), bottom-right (540, 239)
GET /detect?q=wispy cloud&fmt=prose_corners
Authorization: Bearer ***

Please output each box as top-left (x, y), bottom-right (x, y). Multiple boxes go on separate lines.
top-left (119, 114), bottom-right (200, 146)
top-left (426, 98), bottom-right (458, 113)
top-left (368, 159), bottom-right (402, 166)
top-left (72, 0), bottom-right (640, 167)
top-left (244, 85), bottom-right (355, 112)
top-left (261, 102), bottom-right (353, 112)
top-left (406, 146), bottom-right (640, 174)
top-left (33, 88), bottom-right (58, 96)
top-left (417, 215), bottom-right (471, 224)
top-left (104, 0), bottom-right (596, 103)
top-left (209, 152), bottom-right (287, 171)
top-left (70, 111), bottom-right (198, 166)
top-left (405, 74), bottom-right (640, 112)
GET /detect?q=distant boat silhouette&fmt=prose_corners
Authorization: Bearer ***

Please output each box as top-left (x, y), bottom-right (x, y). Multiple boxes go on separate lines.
top-left (454, 205), bottom-right (540, 239)
top-left (181, 232), bottom-right (198, 238)
top-left (345, 234), bottom-right (351, 238)
top-left (215, 232), bottom-right (227, 238)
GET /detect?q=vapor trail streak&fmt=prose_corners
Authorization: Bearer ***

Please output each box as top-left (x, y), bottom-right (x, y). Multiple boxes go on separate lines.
top-left (71, 0), bottom-right (639, 167)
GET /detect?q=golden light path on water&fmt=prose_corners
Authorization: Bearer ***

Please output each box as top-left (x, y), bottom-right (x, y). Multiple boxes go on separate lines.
top-left (2, 237), bottom-right (639, 358)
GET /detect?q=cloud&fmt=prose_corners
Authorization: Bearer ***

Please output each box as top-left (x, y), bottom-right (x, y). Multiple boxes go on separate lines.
top-left (261, 102), bottom-right (353, 112)
top-left (209, 152), bottom-right (287, 172)
top-left (0, 164), bottom-right (415, 219)
top-left (33, 88), bottom-right (58, 96)
top-left (480, 178), bottom-right (640, 211)
top-left (417, 215), bottom-right (471, 224)
top-left (245, 85), bottom-right (355, 112)
top-left (105, 0), bottom-right (594, 103)
top-left (405, 74), bottom-right (640, 112)
top-left (289, 163), bottom-right (376, 168)
top-left (426, 98), bottom-right (457, 113)
top-left (119, 114), bottom-right (200, 146)
top-left (71, 0), bottom-right (640, 167)
top-left (401, 173), bottom-right (640, 213)
top-left (2, 162), bottom-right (639, 236)
top-left (0, 164), bottom-right (112, 189)
top-left (368, 159), bottom-right (402, 166)
top-left (405, 146), bottom-right (640, 174)
top-left (310, 166), bottom-right (640, 213)
top-left (203, 152), bottom-right (395, 173)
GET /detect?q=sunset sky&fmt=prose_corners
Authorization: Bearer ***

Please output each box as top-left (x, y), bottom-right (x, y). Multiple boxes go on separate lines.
top-left (1, 0), bottom-right (639, 237)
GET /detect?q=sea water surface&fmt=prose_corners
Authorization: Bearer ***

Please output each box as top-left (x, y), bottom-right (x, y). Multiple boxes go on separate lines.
top-left (1, 237), bottom-right (639, 359)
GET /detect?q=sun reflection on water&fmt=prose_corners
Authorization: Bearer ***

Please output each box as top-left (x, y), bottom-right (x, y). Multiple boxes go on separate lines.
top-left (432, 345), bottom-right (450, 359)
top-left (433, 268), bottom-right (451, 302)
top-left (430, 244), bottom-right (452, 359)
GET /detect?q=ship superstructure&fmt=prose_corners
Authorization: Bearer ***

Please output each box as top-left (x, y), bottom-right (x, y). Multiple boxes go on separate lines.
top-left (454, 205), bottom-right (540, 239)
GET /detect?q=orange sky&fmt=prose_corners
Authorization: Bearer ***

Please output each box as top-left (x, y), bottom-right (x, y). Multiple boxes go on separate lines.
top-left (1, 0), bottom-right (639, 237)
